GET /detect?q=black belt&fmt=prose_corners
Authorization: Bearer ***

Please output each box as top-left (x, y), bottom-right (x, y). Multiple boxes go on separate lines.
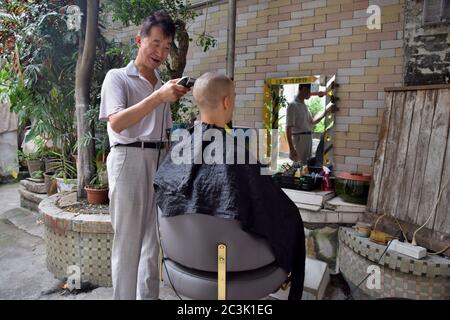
top-left (114, 141), bottom-right (166, 149)
top-left (292, 131), bottom-right (312, 135)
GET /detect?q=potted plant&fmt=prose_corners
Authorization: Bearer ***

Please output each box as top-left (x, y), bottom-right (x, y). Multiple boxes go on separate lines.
top-left (84, 164), bottom-right (108, 205)
top-left (30, 169), bottom-right (44, 182)
top-left (21, 135), bottom-right (51, 176)
top-left (24, 151), bottom-right (44, 177)
top-left (42, 148), bottom-right (60, 173)
top-left (50, 150), bottom-right (77, 192)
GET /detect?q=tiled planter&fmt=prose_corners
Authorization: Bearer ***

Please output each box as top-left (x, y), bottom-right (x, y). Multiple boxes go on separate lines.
top-left (338, 227), bottom-right (450, 299)
top-left (39, 194), bottom-right (113, 287)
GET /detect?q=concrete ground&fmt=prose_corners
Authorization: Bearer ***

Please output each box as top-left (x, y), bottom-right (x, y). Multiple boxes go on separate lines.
top-left (0, 182), bottom-right (350, 300)
top-left (0, 182), bottom-right (181, 300)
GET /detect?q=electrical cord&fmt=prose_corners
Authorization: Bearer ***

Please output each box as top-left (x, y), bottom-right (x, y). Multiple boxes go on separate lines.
top-left (345, 239), bottom-right (393, 300)
top-left (428, 244), bottom-right (450, 256)
top-left (411, 178), bottom-right (449, 246)
top-left (154, 101), bottom-right (183, 300)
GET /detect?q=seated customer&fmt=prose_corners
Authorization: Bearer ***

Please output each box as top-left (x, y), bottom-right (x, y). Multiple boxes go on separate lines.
top-left (154, 72), bottom-right (306, 300)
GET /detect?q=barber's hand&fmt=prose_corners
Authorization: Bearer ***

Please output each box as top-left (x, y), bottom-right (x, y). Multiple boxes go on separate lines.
top-left (157, 79), bottom-right (190, 103)
top-left (289, 150), bottom-right (298, 161)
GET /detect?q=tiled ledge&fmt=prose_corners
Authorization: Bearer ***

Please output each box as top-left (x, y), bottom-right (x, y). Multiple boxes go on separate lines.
top-left (300, 209), bottom-right (363, 224)
top-left (39, 194), bottom-right (113, 234)
top-left (40, 193), bottom-right (113, 287)
top-left (339, 227), bottom-right (450, 278)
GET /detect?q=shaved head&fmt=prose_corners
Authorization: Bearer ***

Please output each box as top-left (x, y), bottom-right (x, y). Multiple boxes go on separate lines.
top-left (193, 72), bottom-right (234, 110)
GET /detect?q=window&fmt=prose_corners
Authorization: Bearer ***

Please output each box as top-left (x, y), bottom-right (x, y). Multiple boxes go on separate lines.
top-left (423, 0), bottom-right (450, 24)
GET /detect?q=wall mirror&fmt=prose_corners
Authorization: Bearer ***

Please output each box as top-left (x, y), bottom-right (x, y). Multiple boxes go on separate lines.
top-left (263, 75), bottom-right (337, 173)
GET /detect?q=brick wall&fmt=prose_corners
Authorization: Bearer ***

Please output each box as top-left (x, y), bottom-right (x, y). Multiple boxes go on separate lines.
top-left (101, 11), bottom-right (139, 44)
top-left (101, 0), bottom-right (406, 174)
top-left (184, 0), bottom-right (405, 174)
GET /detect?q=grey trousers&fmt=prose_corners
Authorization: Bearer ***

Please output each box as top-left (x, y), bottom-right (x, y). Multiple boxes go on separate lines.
top-left (292, 134), bottom-right (312, 164)
top-left (107, 146), bottom-right (165, 300)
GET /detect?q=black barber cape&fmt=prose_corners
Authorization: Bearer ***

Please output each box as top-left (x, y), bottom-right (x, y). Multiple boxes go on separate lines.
top-left (154, 123), bottom-right (305, 300)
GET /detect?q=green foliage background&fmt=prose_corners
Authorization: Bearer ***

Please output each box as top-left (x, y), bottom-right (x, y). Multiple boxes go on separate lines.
top-left (307, 97), bottom-right (325, 133)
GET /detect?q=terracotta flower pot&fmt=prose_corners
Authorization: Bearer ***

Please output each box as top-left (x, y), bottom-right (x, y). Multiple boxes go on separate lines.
top-left (85, 186), bottom-right (109, 205)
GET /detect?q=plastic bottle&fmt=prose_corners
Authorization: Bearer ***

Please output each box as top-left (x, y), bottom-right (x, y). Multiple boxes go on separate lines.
top-left (321, 167), bottom-right (332, 191)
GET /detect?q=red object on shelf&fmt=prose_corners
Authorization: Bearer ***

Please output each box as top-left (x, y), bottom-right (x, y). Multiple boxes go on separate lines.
top-left (337, 172), bottom-right (371, 182)
top-left (321, 170), bottom-right (333, 191)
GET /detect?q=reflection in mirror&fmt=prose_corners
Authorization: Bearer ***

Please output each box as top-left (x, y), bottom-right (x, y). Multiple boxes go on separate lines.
top-left (263, 75), bottom-right (336, 173)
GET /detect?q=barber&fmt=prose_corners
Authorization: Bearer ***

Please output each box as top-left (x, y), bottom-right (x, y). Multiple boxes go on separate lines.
top-left (99, 10), bottom-right (189, 300)
top-left (286, 84), bottom-right (334, 164)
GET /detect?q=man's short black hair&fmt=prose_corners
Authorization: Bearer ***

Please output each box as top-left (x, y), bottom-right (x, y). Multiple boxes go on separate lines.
top-left (140, 10), bottom-right (176, 40)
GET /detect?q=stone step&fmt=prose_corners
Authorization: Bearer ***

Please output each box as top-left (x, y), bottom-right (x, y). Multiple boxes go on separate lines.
top-left (18, 187), bottom-right (48, 213)
top-left (324, 196), bottom-right (367, 213)
top-left (1, 207), bottom-right (44, 239)
top-left (20, 179), bottom-right (46, 194)
top-left (269, 257), bottom-right (330, 300)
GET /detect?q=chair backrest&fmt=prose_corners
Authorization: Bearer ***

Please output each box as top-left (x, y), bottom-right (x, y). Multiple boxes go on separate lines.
top-left (158, 210), bottom-right (277, 272)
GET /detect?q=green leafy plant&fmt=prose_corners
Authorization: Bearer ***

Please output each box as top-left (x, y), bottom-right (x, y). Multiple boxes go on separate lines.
top-left (77, 37), bottom-right (132, 163)
top-left (19, 136), bottom-right (49, 161)
top-left (171, 97), bottom-right (199, 125)
top-left (307, 97), bottom-right (325, 133)
top-left (88, 164), bottom-right (108, 189)
top-left (49, 150), bottom-right (77, 181)
top-left (22, 151), bottom-right (42, 161)
top-left (17, 150), bottom-right (26, 165)
top-left (264, 85), bottom-right (288, 131)
top-left (262, 85), bottom-right (288, 157)
top-left (0, 1), bottom-right (78, 154)
top-left (31, 170), bottom-right (44, 179)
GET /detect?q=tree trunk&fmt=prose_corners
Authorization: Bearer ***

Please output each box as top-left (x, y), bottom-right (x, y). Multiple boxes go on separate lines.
top-left (169, 22), bottom-right (189, 79)
top-left (75, 0), bottom-right (98, 199)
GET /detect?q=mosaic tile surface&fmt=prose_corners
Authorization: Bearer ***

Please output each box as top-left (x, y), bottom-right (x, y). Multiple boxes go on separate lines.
top-left (46, 228), bottom-right (113, 287)
top-left (339, 228), bottom-right (450, 299)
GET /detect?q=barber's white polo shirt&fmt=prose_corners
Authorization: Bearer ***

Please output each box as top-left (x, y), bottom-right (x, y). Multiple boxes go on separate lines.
top-left (99, 60), bottom-right (172, 146)
top-left (286, 97), bottom-right (313, 134)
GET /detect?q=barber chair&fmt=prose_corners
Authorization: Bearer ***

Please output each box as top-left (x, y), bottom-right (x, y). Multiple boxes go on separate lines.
top-left (157, 209), bottom-right (288, 300)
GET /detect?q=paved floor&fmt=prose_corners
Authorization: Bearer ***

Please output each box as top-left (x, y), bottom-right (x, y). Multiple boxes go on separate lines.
top-left (0, 183), bottom-right (181, 300)
top-left (0, 182), bottom-right (351, 300)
